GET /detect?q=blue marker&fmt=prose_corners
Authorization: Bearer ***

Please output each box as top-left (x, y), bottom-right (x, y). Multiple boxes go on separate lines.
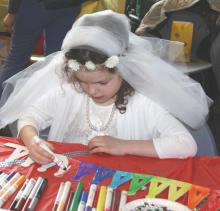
top-left (0, 171), bottom-right (16, 189)
top-left (85, 184), bottom-right (97, 211)
top-left (77, 191), bottom-right (88, 211)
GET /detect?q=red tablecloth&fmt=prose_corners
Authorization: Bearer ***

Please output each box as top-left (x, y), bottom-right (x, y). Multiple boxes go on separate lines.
top-left (0, 136), bottom-right (220, 210)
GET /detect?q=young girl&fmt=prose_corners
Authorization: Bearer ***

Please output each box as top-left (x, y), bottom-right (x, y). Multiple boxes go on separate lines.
top-left (0, 10), bottom-right (211, 164)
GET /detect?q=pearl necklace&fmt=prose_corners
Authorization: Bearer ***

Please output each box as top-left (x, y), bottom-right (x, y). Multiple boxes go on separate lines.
top-left (86, 96), bottom-right (116, 132)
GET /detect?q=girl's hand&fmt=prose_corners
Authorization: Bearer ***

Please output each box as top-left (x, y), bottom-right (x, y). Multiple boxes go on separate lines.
top-left (27, 139), bottom-right (55, 164)
top-left (88, 136), bottom-right (126, 156)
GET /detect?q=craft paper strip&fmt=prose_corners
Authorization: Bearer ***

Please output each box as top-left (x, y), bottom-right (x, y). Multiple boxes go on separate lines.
top-left (0, 160), bottom-right (25, 168)
top-left (92, 166), bottom-right (115, 185)
top-left (128, 173), bottom-right (153, 196)
top-left (0, 150), bottom-right (89, 167)
top-left (110, 170), bottom-right (133, 190)
top-left (72, 162), bottom-right (98, 181)
top-left (65, 150), bottom-right (90, 157)
top-left (146, 177), bottom-right (171, 198)
top-left (187, 184), bottom-right (210, 209)
top-left (168, 180), bottom-right (192, 201)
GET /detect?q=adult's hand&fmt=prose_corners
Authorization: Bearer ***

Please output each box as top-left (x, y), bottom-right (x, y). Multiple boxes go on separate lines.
top-left (3, 13), bottom-right (16, 33)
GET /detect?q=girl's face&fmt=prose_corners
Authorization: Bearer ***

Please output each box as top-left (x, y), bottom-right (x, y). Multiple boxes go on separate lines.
top-left (74, 68), bottom-right (122, 105)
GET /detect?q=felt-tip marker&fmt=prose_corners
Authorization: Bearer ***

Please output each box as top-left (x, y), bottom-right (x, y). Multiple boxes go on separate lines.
top-left (0, 172), bottom-right (21, 197)
top-left (15, 178), bottom-right (36, 210)
top-left (104, 187), bottom-right (113, 211)
top-left (85, 184), bottom-right (97, 211)
top-left (0, 171), bottom-right (16, 189)
top-left (0, 175), bottom-right (25, 208)
top-left (27, 178), bottom-right (48, 211)
top-left (77, 191), bottom-right (88, 211)
top-left (56, 181), bottom-right (71, 211)
top-left (52, 182), bottom-right (65, 211)
top-left (22, 177), bottom-right (43, 211)
top-left (9, 179), bottom-right (29, 210)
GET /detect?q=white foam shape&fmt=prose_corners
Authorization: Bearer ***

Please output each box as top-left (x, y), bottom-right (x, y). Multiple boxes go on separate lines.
top-left (21, 157), bottom-right (35, 167)
top-left (4, 143), bottom-right (29, 162)
top-left (36, 153), bottom-right (69, 176)
top-left (37, 162), bottom-right (56, 172)
top-left (54, 165), bottom-right (71, 177)
top-left (53, 154), bottom-right (69, 177)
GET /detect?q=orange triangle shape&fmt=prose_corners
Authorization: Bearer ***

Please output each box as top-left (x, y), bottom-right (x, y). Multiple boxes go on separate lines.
top-left (187, 184), bottom-right (210, 209)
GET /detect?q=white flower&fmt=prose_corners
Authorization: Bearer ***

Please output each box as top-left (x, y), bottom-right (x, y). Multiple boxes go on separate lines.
top-left (68, 59), bottom-right (81, 72)
top-left (104, 55), bottom-right (119, 68)
top-left (85, 61), bottom-right (96, 70)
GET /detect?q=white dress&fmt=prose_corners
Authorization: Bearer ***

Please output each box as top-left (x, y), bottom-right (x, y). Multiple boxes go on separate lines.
top-left (17, 85), bottom-right (197, 159)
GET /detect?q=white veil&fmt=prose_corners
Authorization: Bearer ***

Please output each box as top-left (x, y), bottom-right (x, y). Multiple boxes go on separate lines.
top-left (0, 10), bottom-right (212, 130)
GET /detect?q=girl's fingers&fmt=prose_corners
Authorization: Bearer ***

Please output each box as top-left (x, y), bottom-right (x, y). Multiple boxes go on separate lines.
top-left (88, 140), bottom-right (101, 149)
top-left (39, 148), bottom-right (54, 160)
top-left (90, 146), bottom-right (106, 154)
top-left (29, 153), bottom-right (52, 164)
top-left (90, 145), bottom-right (111, 154)
top-left (29, 144), bottom-right (54, 164)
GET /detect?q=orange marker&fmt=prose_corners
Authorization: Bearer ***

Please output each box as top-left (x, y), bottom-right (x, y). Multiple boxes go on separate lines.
top-left (56, 181), bottom-right (71, 211)
top-left (0, 172), bottom-right (21, 197)
top-left (0, 175), bottom-right (25, 208)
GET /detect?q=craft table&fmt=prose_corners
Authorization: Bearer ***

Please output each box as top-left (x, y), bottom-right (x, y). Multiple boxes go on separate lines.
top-left (0, 136), bottom-right (219, 210)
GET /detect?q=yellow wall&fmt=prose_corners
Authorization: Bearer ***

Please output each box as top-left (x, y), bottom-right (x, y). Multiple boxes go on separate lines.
top-left (78, 0), bottom-right (126, 17)
top-left (0, 0), bottom-right (8, 32)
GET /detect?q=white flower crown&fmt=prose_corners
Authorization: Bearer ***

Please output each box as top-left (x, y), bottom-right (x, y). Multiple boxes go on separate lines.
top-left (67, 55), bottom-right (119, 72)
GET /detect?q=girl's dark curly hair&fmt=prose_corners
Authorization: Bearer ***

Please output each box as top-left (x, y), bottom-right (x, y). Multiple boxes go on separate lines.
top-left (64, 48), bottom-right (134, 114)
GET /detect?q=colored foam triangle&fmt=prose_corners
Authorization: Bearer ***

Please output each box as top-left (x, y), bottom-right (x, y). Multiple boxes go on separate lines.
top-left (187, 184), bottom-right (210, 209)
top-left (146, 177), bottom-right (171, 198)
top-left (168, 180), bottom-right (192, 201)
top-left (128, 173), bottom-right (153, 196)
top-left (110, 170), bottom-right (133, 189)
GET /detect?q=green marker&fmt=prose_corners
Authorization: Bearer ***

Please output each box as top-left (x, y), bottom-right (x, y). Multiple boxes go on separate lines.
top-left (69, 181), bottom-right (83, 211)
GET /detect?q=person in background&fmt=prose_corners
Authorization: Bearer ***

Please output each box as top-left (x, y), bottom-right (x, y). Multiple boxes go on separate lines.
top-left (0, 0), bottom-right (83, 96)
top-left (0, 11), bottom-right (212, 164)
